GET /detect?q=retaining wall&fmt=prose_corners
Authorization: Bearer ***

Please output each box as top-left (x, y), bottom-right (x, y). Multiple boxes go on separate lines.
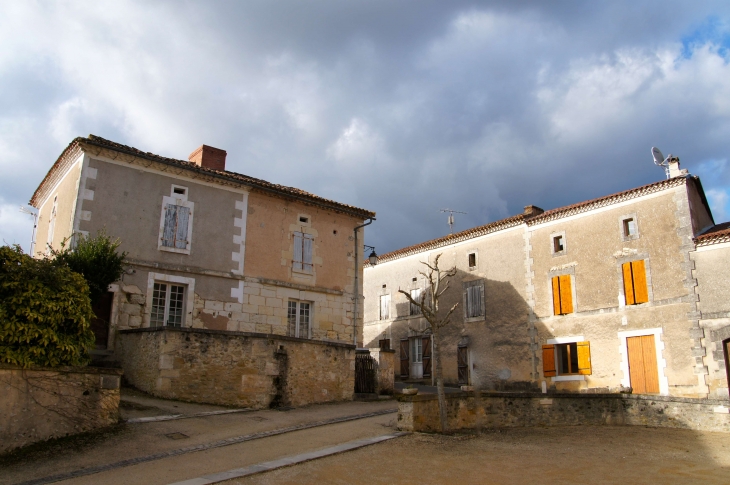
top-left (117, 327), bottom-right (355, 408)
top-left (0, 364), bottom-right (121, 453)
top-left (397, 391), bottom-right (730, 433)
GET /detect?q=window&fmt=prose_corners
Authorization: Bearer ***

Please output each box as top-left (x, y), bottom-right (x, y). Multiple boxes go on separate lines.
top-left (150, 282), bottom-right (186, 327)
top-left (411, 337), bottom-right (423, 364)
top-left (410, 288), bottom-right (422, 315)
top-left (47, 195), bottom-right (58, 248)
top-left (378, 338), bottom-right (391, 350)
top-left (463, 280), bottom-right (485, 319)
top-left (623, 218), bottom-right (636, 237)
top-left (379, 294), bottom-right (391, 320)
top-left (542, 341), bottom-right (591, 377)
top-left (468, 252), bottom-right (477, 270)
top-left (287, 300), bottom-right (311, 338)
top-left (551, 275), bottom-right (574, 315)
top-left (553, 235), bottom-right (564, 253)
top-left (159, 186), bottom-right (194, 254)
top-left (292, 231), bottom-right (313, 273)
top-left (622, 260), bottom-right (649, 305)
top-left (620, 214), bottom-right (639, 241)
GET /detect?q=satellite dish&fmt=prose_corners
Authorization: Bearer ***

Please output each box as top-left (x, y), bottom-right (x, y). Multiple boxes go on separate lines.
top-left (652, 147), bottom-right (666, 166)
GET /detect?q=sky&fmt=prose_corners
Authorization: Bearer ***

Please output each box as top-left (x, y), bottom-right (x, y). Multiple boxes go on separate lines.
top-left (1, 1), bottom-right (730, 256)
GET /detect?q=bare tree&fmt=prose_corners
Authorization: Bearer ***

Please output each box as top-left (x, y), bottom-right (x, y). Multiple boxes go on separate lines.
top-left (398, 253), bottom-right (458, 433)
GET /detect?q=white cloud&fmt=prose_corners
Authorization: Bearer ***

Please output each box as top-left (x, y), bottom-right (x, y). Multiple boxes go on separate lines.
top-left (706, 189), bottom-right (729, 223)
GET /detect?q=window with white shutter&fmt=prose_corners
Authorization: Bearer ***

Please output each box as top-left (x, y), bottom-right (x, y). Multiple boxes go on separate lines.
top-left (463, 280), bottom-right (485, 319)
top-left (410, 288), bottom-right (422, 316)
top-left (158, 186), bottom-right (194, 254)
top-left (380, 294), bottom-right (391, 320)
top-left (292, 231), bottom-right (314, 273)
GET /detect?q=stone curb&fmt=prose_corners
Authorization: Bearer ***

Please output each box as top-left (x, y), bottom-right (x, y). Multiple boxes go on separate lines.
top-left (168, 433), bottom-right (408, 485)
top-left (125, 408), bottom-right (253, 424)
top-left (14, 408), bottom-right (397, 485)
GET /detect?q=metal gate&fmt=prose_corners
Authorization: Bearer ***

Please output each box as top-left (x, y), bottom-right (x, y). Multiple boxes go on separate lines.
top-left (355, 352), bottom-right (377, 394)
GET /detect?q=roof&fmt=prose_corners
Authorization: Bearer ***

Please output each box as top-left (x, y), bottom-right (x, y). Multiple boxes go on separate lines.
top-left (369, 175), bottom-right (701, 266)
top-left (368, 213), bottom-right (525, 265)
top-left (30, 135), bottom-right (376, 219)
top-left (695, 222), bottom-right (730, 246)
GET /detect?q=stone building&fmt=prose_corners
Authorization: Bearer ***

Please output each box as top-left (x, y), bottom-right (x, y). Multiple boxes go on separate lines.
top-left (29, 135), bottom-right (375, 408)
top-left (364, 160), bottom-right (730, 399)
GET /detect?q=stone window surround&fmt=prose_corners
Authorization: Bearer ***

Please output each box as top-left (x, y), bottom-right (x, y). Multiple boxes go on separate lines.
top-left (379, 292), bottom-right (392, 321)
top-left (547, 265), bottom-right (578, 317)
top-left (546, 336), bottom-right (586, 382)
top-left (467, 249), bottom-right (478, 271)
top-left (144, 272), bottom-right (196, 328)
top-left (462, 279), bottom-right (486, 323)
top-left (619, 212), bottom-right (640, 242)
top-left (550, 230), bottom-right (567, 257)
top-left (158, 185), bottom-right (195, 255)
top-left (287, 298), bottom-right (313, 339)
top-left (617, 327), bottom-right (669, 396)
top-left (615, 254), bottom-right (654, 308)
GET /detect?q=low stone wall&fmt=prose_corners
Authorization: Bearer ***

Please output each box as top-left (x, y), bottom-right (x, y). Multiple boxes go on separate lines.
top-left (0, 364), bottom-right (122, 454)
top-left (397, 391), bottom-right (730, 433)
top-left (117, 327), bottom-right (355, 408)
top-left (370, 349), bottom-right (395, 394)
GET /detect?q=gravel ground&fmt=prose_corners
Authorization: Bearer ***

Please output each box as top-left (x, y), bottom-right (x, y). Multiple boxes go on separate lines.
top-left (226, 425), bottom-right (730, 485)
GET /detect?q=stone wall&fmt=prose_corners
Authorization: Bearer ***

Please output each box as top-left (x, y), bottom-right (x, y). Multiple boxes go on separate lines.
top-left (116, 327), bottom-right (355, 408)
top-left (370, 349), bottom-right (395, 394)
top-left (0, 364), bottom-right (121, 453)
top-left (397, 391), bottom-right (730, 433)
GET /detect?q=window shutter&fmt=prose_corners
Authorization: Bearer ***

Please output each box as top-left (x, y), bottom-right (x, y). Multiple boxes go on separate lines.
top-left (292, 232), bottom-right (303, 271)
top-left (577, 341), bottom-right (592, 375)
top-left (400, 338), bottom-right (409, 378)
top-left (551, 276), bottom-right (561, 315)
top-left (542, 344), bottom-right (556, 377)
top-left (175, 206), bottom-right (190, 249)
top-left (302, 234), bottom-right (313, 272)
top-left (631, 260), bottom-right (649, 304)
top-left (162, 204), bottom-right (177, 247)
top-left (380, 295), bottom-right (389, 320)
top-left (422, 336), bottom-right (432, 377)
top-left (559, 275), bottom-right (573, 314)
top-left (622, 262), bottom-right (635, 305)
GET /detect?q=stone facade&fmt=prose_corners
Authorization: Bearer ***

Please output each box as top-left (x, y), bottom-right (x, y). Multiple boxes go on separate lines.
top-left (397, 391), bottom-right (730, 433)
top-left (370, 349), bottom-right (395, 394)
top-left (0, 364), bottom-right (121, 453)
top-left (116, 327), bottom-right (355, 408)
top-left (365, 173), bottom-right (723, 398)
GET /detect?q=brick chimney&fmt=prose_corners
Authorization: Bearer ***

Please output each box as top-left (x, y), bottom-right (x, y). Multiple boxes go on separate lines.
top-left (188, 145), bottom-right (227, 171)
top-left (523, 205), bottom-right (544, 217)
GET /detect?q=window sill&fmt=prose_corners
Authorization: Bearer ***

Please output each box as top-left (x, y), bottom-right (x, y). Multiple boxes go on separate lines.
top-left (292, 268), bottom-right (314, 276)
top-left (551, 251), bottom-right (567, 258)
top-left (159, 246), bottom-right (191, 255)
top-left (464, 316), bottom-right (486, 323)
top-left (552, 375), bottom-right (585, 382)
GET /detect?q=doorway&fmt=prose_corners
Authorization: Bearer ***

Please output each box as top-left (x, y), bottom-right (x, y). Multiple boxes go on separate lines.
top-left (90, 291), bottom-right (113, 349)
top-left (626, 335), bottom-right (660, 394)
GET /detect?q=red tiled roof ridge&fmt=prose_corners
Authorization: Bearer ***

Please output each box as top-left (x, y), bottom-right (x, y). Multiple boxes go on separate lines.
top-left (526, 176), bottom-right (688, 225)
top-left (31, 135), bottom-right (375, 219)
top-left (368, 213), bottom-right (525, 266)
top-left (695, 222), bottom-right (730, 246)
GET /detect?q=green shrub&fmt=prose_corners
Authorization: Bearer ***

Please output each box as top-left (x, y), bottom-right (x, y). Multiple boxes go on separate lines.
top-left (0, 245), bottom-right (95, 367)
top-left (51, 231), bottom-right (127, 304)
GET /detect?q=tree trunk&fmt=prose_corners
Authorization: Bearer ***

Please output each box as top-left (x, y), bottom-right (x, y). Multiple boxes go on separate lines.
top-left (432, 327), bottom-right (449, 433)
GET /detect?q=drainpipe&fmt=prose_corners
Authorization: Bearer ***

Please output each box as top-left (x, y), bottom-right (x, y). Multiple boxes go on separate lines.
top-left (352, 218), bottom-right (375, 347)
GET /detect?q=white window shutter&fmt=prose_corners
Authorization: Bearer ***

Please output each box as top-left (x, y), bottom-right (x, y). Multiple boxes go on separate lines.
top-left (293, 232), bottom-right (303, 271)
top-left (162, 204), bottom-right (177, 247)
top-left (303, 234), bottom-right (313, 272)
top-left (175, 206), bottom-right (190, 249)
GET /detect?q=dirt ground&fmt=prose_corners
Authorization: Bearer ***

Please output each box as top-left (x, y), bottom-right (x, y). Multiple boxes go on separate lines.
top-left (227, 426), bottom-right (730, 485)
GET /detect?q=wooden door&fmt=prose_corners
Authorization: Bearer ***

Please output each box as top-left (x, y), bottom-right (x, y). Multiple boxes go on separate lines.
top-left (422, 336), bottom-right (432, 377)
top-left (627, 335), bottom-right (659, 394)
top-left (400, 338), bottom-right (409, 378)
top-left (90, 292), bottom-right (113, 349)
top-left (457, 345), bottom-right (469, 384)
top-left (723, 339), bottom-right (730, 401)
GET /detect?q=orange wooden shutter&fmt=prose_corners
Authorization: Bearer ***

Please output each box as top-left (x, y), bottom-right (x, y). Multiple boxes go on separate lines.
top-left (622, 262), bottom-right (635, 305)
top-left (542, 344), bottom-right (556, 377)
top-left (631, 260), bottom-right (649, 304)
top-left (551, 276), bottom-right (561, 315)
top-left (559, 275), bottom-right (573, 314)
top-left (640, 335), bottom-right (659, 393)
top-left (577, 341), bottom-right (592, 375)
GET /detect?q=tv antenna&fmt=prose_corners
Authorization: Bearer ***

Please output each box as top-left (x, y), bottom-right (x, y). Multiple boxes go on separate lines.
top-left (652, 147), bottom-right (679, 180)
top-left (440, 209), bottom-right (467, 234)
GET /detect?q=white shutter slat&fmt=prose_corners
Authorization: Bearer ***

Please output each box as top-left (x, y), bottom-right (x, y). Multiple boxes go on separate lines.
top-left (293, 232), bottom-right (303, 271)
top-left (175, 206), bottom-right (190, 249)
top-left (162, 204), bottom-right (177, 247)
top-left (303, 234), bottom-right (313, 272)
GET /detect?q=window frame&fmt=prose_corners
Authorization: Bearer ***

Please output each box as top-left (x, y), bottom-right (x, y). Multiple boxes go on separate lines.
top-left (622, 258), bottom-right (650, 305)
top-left (287, 299), bottom-right (312, 339)
top-left (467, 251), bottom-right (478, 271)
top-left (158, 186), bottom-right (194, 255)
top-left (619, 212), bottom-right (640, 241)
top-left (463, 279), bottom-right (486, 321)
top-left (543, 336), bottom-right (591, 381)
top-left (550, 230), bottom-right (567, 257)
top-left (379, 293), bottom-right (391, 320)
top-left (550, 273), bottom-right (575, 316)
top-left (409, 288), bottom-right (422, 316)
top-left (145, 272), bottom-right (195, 328)
top-left (292, 231), bottom-right (314, 274)
top-left (150, 282), bottom-right (187, 328)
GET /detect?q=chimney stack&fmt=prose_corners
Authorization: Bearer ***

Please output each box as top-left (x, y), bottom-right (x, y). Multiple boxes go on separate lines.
top-left (189, 145), bottom-right (227, 171)
top-left (524, 205), bottom-right (544, 217)
top-left (667, 156), bottom-right (688, 178)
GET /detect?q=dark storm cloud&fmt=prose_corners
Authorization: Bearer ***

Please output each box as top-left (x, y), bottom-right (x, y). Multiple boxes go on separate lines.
top-left (1, 1), bottom-right (730, 253)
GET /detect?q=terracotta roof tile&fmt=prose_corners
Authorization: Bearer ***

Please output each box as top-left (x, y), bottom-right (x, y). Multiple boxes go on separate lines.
top-left (31, 135), bottom-right (375, 219)
top-left (695, 222), bottom-right (730, 246)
